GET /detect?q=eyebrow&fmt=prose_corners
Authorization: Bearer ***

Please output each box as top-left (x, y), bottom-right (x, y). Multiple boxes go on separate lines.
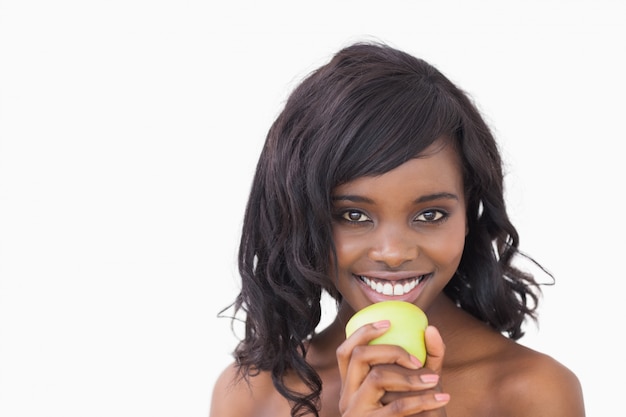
top-left (331, 192), bottom-right (459, 204)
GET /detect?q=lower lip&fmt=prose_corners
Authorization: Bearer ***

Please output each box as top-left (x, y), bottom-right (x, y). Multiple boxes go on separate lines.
top-left (356, 274), bottom-right (430, 303)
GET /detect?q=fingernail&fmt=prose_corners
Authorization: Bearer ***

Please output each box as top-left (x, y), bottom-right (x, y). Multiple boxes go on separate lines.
top-left (420, 374), bottom-right (439, 383)
top-left (435, 393), bottom-right (450, 402)
top-left (410, 355), bottom-right (422, 368)
top-left (372, 320), bottom-right (390, 329)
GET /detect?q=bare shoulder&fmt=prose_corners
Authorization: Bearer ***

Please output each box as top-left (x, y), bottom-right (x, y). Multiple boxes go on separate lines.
top-left (495, 344), bottom-right (585, 416)
top-left (209, 362), bottom-right (280, 417)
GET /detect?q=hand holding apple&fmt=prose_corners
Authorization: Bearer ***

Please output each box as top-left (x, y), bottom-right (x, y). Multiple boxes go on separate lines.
top-left (345, 301), bottom-right (428, 364)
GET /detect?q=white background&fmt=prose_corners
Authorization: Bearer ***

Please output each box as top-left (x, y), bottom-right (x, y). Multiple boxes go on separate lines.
top-left (1, 1), bottom-right (624, 416)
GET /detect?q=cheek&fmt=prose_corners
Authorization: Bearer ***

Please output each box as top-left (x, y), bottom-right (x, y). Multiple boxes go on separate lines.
top-left (332, 231), bottom-right (362, 268)
top-left (424, 223), bottom-right (467, 266)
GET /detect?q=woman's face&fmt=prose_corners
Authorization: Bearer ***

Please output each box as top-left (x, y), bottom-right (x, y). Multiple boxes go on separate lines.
top-left (330, 138), bottom-right (467, 315)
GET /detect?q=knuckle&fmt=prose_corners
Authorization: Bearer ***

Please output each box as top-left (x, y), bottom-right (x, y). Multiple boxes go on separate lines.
top-left (338, 398), bottom-right (348, 414)
top-left (335, 344), bottom-right (349, 360)
top-left (350, 345), bottom-right (367, 360)
top-left (389, 397), bottom-right (412, 414)
top-left (406, 373), bottom-right (422, 385)
top-left (367, 366), bottom-right (385, 384)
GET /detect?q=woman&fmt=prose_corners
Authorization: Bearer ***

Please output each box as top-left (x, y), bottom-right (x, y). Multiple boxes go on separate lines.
top-left (210, 42), bottom-right (585, 416)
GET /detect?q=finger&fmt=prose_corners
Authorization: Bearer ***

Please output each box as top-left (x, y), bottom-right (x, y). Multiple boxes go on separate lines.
top-left (341, 344), bottom-right (422, 405)
top-left (383, 390), bottom-right (450, 416)
top-left (337, 320), bottom-right (420, 383)
top-left (370, 364), bottom-right (442, 393)
top-left (342, 365), bottom-right (442, 414)
top-left (424, 325), bottom-right (445, 373)
top-left (337, 319), bottom-right (388, 383)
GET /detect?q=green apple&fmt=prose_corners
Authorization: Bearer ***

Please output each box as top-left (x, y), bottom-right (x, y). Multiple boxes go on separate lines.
top-left (345, 301), bottom-right (428, 364)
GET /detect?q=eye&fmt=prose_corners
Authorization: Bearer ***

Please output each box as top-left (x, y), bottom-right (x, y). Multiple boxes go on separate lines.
top-left (341, 210), bottom-right (371, 223)
top-left (415, 209), bottom-right (446, 223)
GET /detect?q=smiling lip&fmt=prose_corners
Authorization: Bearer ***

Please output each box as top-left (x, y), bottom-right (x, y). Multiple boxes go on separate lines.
top-left (355, 272), bottom-right (431, 301)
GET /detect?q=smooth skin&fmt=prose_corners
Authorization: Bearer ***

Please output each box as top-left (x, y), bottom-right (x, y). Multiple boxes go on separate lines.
top-left (210, 138), bottom-right (585, 417)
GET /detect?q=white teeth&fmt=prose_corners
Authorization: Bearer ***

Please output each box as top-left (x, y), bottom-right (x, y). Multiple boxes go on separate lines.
top-left (360, 275), bottom-right (423, 296)
top-left (383, 283), bottom-right (393, 295)
top-left (393, 283), bottom-right (403, 295)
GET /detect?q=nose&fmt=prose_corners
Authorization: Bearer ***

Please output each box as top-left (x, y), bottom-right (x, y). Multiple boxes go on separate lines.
top-left (367, 224), bottom-right (419, 268)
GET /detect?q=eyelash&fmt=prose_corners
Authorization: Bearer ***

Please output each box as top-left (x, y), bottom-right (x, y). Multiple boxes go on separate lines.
top-left (336, 209), bottom-right (449, 225)
top-left (339, 210), bottom-right (371, 223)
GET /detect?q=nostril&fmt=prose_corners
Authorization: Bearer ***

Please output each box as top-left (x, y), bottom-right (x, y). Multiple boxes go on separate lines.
top-left (368, 243), bottom-right (419, 267)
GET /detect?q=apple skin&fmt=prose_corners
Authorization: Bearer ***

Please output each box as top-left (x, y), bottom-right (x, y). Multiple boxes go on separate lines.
top-left (345, 301), bottom-right (428, 364)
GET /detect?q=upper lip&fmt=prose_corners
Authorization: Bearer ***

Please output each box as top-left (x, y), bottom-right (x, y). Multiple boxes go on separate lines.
top-left (355, 271), bottom-right (429, 281)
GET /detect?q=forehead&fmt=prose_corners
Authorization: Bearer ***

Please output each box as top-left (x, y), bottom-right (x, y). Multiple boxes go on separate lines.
top-left (333, 139), bottom-right (464, 197)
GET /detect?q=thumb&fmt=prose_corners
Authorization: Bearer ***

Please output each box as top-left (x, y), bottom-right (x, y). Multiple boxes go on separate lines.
top-left (424, 325), bottom-right (445, 373)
